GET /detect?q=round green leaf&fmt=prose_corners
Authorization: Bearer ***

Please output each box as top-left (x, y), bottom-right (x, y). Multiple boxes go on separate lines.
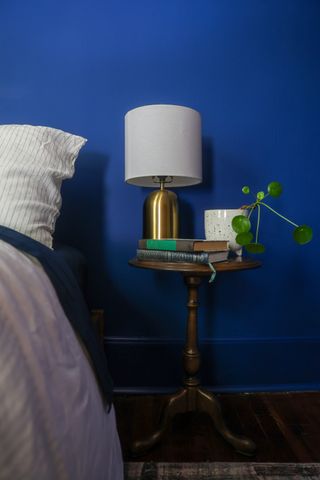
top-left (293, 225), bottom-right (313, 245)
top-left (257, 191), bottom-right (265, 201)
top-left (231, 215), bottom-right (251, 234)
top-left (242, 186), bottom-right (250, 194)
top-left (236, 232), bottom-right (253, 246)
top-left (245, 242), bottom-right (266, 254)
top-left (268, 181), bottom-right (283, 197)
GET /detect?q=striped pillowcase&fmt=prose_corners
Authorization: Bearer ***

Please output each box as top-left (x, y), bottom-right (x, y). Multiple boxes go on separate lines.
top-left (0, 125), bottom-right (87, 248)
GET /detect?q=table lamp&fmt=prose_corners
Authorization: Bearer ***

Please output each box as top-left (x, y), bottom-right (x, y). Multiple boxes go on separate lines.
top-left (125, 104), bottom-right (202, 239)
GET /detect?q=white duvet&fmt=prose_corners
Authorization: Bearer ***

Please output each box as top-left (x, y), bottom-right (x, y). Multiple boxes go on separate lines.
top-left (0, 240), bottom-right (123, 480)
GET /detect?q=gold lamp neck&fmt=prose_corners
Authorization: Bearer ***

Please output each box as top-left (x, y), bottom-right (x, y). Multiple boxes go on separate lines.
top-left (152, 175), bottom-right (173, 190)
top-left (159, 176), bottom-right (166, 190)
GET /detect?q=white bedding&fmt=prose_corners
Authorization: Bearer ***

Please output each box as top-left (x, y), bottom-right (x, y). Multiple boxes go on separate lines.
top-left (0, 240), bottom-right (123, 479)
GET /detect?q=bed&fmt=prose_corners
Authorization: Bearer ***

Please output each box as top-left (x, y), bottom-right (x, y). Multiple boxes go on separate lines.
top-left (0, 125), bottom-right (123, 479)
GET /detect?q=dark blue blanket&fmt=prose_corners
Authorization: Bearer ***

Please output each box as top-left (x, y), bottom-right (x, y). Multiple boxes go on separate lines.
top-left (0, 226), bottom-right (113, 409)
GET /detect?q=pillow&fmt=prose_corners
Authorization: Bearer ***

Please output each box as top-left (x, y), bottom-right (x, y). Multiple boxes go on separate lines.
top-left (0, 125), bottom-right (87, 248)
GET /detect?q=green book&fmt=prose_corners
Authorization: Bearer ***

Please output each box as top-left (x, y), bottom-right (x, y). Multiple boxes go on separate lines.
top-left (138, 238), bottom-right (228, 252)
top-left (145, 239), bottom-right (179, 251)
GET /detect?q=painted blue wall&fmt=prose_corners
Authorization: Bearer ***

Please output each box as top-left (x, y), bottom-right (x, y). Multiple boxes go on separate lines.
top-left (1, 0), bottom-right (319, 392)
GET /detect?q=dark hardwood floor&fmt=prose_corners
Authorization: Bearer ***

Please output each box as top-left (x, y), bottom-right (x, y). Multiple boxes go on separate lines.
top-left (114, 391), bottom-right (320, 462)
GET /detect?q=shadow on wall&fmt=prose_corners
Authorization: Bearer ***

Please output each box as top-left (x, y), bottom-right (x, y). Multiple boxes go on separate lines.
top-left (54, 151), bottom-right (153, 332)
top-left (169, 136), bottom-right (216, 239)
top-left (179, 198), bottom-right (194, 238)
top-left (55, 152), bottom-right (108, 307)
top-left (202, 136), bottom-right (215, 192)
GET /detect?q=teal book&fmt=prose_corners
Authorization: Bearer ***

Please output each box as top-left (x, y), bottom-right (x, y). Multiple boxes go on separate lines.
top-left (136, 249), bottom-right (229, 264)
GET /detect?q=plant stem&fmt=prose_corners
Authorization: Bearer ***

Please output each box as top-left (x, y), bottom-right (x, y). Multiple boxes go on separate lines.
top-left (256, 204), bottom-right (261, 243)
top-left (248, 205), bottom-right (256, 219)
top-left (259, 202), bottom-right (299, 228)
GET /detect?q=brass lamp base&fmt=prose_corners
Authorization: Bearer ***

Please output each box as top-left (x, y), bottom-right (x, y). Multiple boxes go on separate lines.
top-left (143, 186), bottom-right (179, 239)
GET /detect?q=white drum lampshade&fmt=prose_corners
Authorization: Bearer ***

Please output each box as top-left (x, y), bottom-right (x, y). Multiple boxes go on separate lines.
top-left (125, 104), bottom-right (202, 238)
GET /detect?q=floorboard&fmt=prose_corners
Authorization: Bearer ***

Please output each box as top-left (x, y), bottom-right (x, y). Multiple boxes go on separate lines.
top-left (113, 391), bottom-right (320, 462)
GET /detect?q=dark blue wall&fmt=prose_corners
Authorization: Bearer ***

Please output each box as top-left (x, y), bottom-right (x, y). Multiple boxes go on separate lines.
top-left (1, 0), bottom-right (319, 392)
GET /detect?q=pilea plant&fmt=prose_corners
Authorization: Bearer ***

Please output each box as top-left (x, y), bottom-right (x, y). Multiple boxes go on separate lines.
top-left (231, 181), bottom-right (313, 253)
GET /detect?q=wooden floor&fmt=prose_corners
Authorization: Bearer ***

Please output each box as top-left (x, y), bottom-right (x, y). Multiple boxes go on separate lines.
top-left (113, 391), bottom-right (320, 463)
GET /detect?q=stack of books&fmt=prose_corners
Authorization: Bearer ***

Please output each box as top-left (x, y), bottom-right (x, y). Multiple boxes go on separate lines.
top-left (136, 238), bottom-right (229, 265)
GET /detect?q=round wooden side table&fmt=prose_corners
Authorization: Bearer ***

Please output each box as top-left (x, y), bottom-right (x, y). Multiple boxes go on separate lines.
top-left (128, 257), bottom-right (261, 456)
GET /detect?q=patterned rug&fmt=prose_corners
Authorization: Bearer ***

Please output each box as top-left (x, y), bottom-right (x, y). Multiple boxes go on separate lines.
top-left (124, 462), bottom-right (320, 479)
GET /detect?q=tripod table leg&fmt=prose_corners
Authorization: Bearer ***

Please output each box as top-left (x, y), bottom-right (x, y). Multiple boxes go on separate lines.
top-left (131, 388), bottom-right (189, 456)
top-left (197, 387), bottom-right (256, 456)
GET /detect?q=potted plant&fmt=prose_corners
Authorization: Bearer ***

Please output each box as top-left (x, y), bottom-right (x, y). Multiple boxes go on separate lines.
top-left (231, 181), bottom-right (313, 253)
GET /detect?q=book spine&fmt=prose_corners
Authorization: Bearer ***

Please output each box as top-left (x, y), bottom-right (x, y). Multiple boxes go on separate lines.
top-left (136, 249), bottom-right (209, 264)
top-left (139, 239), bottom-right (179, 251)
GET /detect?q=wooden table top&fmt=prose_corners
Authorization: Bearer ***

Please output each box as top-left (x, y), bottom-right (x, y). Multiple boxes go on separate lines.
top-left (129, 256), bottom-right (262, 276)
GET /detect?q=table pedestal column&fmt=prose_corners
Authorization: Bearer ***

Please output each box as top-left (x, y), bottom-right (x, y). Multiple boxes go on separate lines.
top-left (131, 275), bottom-right (256, 456)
